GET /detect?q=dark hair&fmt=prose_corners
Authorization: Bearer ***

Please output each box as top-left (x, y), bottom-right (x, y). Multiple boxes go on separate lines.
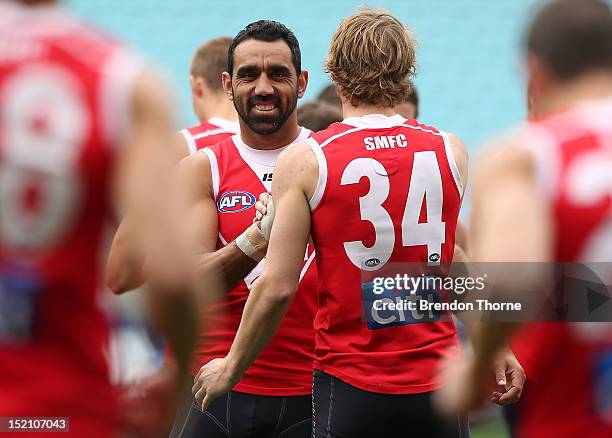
top-left (297, 101), bottom-right (343, 132)
top-left (317, 84), bottom-right (341, 108)
top-left (404, 82), bottom-right (419, 118)
top-left (227, 20), bottom-right (301, 76)
top-left (190, 37), bottom-right (232, 91)
top-left (527, 0), bottom-right (612, 81)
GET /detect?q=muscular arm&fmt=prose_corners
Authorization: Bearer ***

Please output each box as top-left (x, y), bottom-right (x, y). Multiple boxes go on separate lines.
top-left (106, 133), bottom-right (190, 294)
top-left (226, 145), bottom-right (315, 376)
top-left (175, 152), bottom-right (263, 296)
top-left (468, 142), bottom-right (552, 370)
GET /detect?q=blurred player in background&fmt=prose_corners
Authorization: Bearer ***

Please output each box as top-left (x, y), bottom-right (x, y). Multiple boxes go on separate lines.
top-left (107, 36), bottom-right (238, 294)
top-left (316, 82), bottom-right (341, 109)
top-left (176, 20), bottom-right (317, 437)
top-left (178, 36), bottom-right (239, 156)
top-left (297, 100), bottom-right (342, 131)
top-left (438, 1), bottom-right (612, 437)
top-left (394, 82), bottom-right (419, 119)
top-left (0, 0), bottom-right (199, 436)
top-left (195, 8), bottom-right (523, 437)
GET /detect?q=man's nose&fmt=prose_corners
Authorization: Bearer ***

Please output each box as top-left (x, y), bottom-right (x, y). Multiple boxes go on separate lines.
top-left (254, 73), bottom-right (274, 96)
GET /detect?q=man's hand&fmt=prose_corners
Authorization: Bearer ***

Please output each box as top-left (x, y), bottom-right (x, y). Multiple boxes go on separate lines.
top-left (192, 357), bottom-right (240, 411)
top-left (254, 192), bottom-right (275, 240)
top-left (435, 346), bottom-right (525, 415)
top-left (490, 345), bottom-right (525, 405)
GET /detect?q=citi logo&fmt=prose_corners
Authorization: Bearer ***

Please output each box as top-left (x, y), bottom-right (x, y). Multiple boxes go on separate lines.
top-left (217, 191), bottom-right (256, 213)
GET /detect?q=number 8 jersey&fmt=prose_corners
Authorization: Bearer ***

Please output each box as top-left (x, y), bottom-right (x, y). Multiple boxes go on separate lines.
top-left (307, 114), bottom-right (462, 394)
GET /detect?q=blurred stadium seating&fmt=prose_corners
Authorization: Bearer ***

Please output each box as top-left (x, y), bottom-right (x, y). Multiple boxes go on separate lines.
top-left (69, 0), bottom-right (538, 149)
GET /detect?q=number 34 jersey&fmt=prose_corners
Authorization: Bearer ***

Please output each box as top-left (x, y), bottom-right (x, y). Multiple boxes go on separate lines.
top-left (307, 114), bottom-right (462, 394)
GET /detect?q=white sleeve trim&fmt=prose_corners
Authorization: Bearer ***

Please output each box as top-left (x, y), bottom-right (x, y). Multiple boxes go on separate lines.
top-left (180, 129), bottom-right (197, 155)
top-left (440, 131), bottom-right (464, 195)
top-left (306, 138), bottom-right (327, 211)
top-left (201, 147), bottom-right (220, 199)
top-left (99, 48), bottom-right (144, 149)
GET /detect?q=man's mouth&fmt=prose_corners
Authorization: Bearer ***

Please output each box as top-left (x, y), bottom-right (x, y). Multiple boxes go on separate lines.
top-left (252, 103), bottom-right (277, 112)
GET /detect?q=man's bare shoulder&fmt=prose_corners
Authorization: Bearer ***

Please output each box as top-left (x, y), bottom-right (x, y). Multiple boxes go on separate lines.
top-left (279, 142), bottom-right (317, 168)
top-left (274, 142), bottom-right (318, 198)
top-left (176, 150), bottom-right (213, 195)
top-left (474, 134), bottom-right (536, 188)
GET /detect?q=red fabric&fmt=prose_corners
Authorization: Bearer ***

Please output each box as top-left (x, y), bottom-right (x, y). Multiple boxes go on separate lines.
top-left (511, 101), bottom-right (612, 438)
top-left (183, 120), bottom-right (235, 151)
top-left (309, 118), bottom-right (461, 393)
top-left (0, 7), bottom-right (132, 437)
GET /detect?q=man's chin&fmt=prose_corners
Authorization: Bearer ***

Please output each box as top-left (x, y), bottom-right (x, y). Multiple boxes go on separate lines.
top-left (245, 117), bottom-right (282, 135)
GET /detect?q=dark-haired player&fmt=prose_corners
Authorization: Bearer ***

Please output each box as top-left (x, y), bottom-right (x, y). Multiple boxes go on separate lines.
top-left (176, 20), bottom-right (316, 438)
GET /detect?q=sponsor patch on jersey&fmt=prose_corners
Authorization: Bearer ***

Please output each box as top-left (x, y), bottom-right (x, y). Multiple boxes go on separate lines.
top-left (217, 191), bottom-right (256, 213)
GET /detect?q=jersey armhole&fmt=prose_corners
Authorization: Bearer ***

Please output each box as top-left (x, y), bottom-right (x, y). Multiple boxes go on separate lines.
top-left (306, 138), bottom-right (327, 211)
top-left (201, 147), bottom-right (220, 199)
top-left (99, 47), bottom-right (144, 149)
top-left (440, 131), bottom-right (464, 195)
top-left (180, 129), bottom-right (197, 155)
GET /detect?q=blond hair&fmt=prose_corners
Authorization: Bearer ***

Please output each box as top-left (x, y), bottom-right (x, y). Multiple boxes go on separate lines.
top-left (325, 9), bottom-right (417, 107)
top-left (190, 36), bottom-right (232, 92)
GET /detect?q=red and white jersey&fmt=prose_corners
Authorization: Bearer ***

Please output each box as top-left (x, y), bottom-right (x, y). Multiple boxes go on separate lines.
top-left (179, 117), bottom-right (238, 154)
top-left (307, 114), bottom-right (462, 394)
top-left (195, 128), bottom-right (318, 395)
top-left (511, 97), bottom-right (612, 438)
top-left (0, 3), bottom-right (143, 436)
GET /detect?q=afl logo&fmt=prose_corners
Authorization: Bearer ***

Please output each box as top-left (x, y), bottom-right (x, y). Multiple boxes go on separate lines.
top-left (365, 258), bottom-right (381, 268)
top-left (218, 191), bottom-right (256, 213)
top-left (429, 253), bottom-right (440, 262)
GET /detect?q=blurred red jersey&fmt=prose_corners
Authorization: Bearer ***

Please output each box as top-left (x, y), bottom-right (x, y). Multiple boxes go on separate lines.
top-left (195, 128), bottom-right (317, 395)
top-left (308, 114), bottom-right (462, 394)
top-left (0, 3), bottom-right (142, 436)
top-left (179, 118), bottom-right (238, 154)
top-left (511, 98), bottom-right (612, 438)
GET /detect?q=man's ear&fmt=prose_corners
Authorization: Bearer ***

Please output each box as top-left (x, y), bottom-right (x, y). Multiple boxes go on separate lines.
top-left (222, 71), bottom-right (233, 101)
top-left (297, 70), bottom-right (308, 99)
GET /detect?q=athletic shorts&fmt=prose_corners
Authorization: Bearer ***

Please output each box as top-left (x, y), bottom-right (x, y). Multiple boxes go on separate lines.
top-left (312, 369), bottom-right (470, 438)
top-left (175, 390), bottom-right (311, 438)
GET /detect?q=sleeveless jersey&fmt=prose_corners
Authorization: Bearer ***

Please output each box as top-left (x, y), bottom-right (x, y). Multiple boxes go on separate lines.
top-left (196, 128), bottom-right (318, 395)
top-left (179, 117), bottom-right (238, 154)
top-left (307, 114), bottom-right (462, 394)
top-left (0, 2), bottom-right (142, 436)
top-left (511, 98), bottom-right (612, 438)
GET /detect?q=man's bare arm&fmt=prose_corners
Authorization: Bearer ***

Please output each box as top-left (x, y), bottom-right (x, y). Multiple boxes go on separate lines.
top-left (469, 143), bottom-right (552, 367)
top-left (175, 152), bottom-right (266, 296)
top-left (107, 133), bottom-right (190, 294)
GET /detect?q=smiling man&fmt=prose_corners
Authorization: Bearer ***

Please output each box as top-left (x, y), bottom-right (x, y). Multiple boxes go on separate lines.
top-left (174, 21), bottom-right (317, 438)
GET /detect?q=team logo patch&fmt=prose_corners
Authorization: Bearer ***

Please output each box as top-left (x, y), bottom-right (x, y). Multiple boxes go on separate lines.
top-left (217, 191), bottom-right (256, 213)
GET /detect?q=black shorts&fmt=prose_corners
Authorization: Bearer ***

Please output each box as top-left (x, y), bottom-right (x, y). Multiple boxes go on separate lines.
top-left (174, 390), bottom-right (311, 438)
top-left (312, 370), bottom-right (470, 438)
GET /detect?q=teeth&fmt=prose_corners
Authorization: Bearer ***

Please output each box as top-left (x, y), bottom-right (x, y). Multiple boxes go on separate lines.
top-left (254, 104), bottom-right (276, 111)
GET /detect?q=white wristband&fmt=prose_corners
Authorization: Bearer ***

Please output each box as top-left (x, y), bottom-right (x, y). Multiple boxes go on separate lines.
top-left (235, 225), bottom-right (265, 262)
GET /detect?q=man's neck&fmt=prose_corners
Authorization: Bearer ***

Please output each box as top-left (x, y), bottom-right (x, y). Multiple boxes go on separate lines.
top-left (341, 102), bottom-right (396, 119)
top-left (535, 71), bottom-right (612, 118)
top-left (238, 115), bottom-right (302, 151)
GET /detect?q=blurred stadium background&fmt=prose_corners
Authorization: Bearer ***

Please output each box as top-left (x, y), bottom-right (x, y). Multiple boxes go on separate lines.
top-left (66, 1), bottom-right (546, 436)
top-left (69, 0), bottom-right (539, 150)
